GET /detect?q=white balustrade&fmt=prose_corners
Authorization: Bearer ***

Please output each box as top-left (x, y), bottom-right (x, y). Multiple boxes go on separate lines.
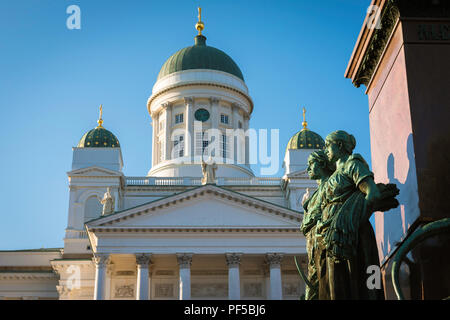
top-left (126, 176), bottom-right (281, 187)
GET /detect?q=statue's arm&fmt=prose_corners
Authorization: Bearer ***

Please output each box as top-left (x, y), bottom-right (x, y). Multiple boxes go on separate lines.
top-left (359, 177), bottom-right (381, 206)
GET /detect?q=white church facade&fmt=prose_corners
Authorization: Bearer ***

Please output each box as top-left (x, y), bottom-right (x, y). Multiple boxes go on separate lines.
top-left (0, 14), bottom-right (328, 300)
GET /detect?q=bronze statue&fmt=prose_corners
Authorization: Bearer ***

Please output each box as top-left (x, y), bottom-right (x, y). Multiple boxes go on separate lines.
top-left (311, 130), bottom-right (399, 300)
top-left (302, 150), bottom-right (335, 300)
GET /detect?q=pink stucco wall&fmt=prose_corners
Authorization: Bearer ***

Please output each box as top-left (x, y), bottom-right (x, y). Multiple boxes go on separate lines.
top-left (367, 23), bottom-right (420, 265)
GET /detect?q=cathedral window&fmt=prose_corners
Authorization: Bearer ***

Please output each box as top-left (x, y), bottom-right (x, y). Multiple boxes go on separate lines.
top-left (220, 114), bottom-right (229, 124)
top-left (173, 134), bottom-right (184, 158)
top-left (175, 113), bottom-right (184, 124)
top-left (195, 131), bottom-right (209, 156)
top-left (221, 134), bottom-right (227, 158)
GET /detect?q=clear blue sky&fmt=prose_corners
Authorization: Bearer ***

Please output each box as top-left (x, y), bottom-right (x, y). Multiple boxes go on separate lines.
top-left (0, 0), bottom-right (371, 250)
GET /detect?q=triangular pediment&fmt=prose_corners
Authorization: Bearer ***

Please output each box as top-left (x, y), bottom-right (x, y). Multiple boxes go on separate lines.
top-left (285, 170), bottom-right (309, 179)
top-left (67, 166), bottom-right (123, 177)
top-left (86, 184), bottom-right (301, 230)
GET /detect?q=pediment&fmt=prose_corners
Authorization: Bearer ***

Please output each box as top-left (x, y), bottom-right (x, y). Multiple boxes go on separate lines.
top-left (68, 166), bottom-right (123, 177)
top-left (86, 184), bottom-right (301, 230)
top-left (285, 170), bottom-right (309, 179)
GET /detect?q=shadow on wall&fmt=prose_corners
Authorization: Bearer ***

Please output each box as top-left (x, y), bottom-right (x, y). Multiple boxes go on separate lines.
top-left (380, 133), bottom-right (420, 264)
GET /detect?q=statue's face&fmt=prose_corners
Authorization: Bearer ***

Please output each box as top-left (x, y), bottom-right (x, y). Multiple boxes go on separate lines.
top-left (307, 159), bottom-right (324, 180)
top-left (325, 139), bottom-right (341, 163)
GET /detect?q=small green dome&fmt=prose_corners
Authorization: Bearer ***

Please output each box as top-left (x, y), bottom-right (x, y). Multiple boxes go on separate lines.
top-left (78, 126), bottom-right (120, 148)
top-left (157, 35), bottom-right (244, 81)
top-left (287, 129), bottom-right (325, 150)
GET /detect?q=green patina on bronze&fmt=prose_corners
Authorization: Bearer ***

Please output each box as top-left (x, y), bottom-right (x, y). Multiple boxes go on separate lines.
top-left (300, 150), bottom-right (335, 300)
top-left (78, 127), bottom-right (120, 148)
top-left (391, 218), bottom-right (450, 300)
top-left (158, 35), bottom-right (244, 81)
top-left (300, 130), bottom-right (400, 300)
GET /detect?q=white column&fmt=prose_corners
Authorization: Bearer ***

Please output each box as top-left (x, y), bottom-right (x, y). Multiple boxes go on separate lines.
top-left (93, 253), bottom-right (109, 300)
top-left (226, 253), bottom-right (242, 300)
top-left (266, 253), bottom-right (283, 300)
top-left (67, 185), bottom-right (77, 229)
top-left (151, 112), bottom-right (158, 167)
top-left (210, 97), bottom-right (220, 131)
top-left (177, 253), bottom-right (193, 300)
top-left (231, 103), bottom-right (240, 163)
top-left (105, 260), bottom-right (114, 300)
top-left (184, 97), bottom-right (194, 159)
top-left (136, 253), bottom-right (152, 300)
top-left (162, 102), bottom-right (172, 161)
top-left (243, 115), bottom-right (250, 166)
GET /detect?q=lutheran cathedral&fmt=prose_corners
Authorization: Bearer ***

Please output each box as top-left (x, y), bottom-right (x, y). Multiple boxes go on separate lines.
top-left (0, 9), bottom-right (325, 300)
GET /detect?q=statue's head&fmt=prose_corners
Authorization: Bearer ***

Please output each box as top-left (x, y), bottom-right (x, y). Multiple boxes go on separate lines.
top-left (307, 150), bottom-right (335, 180)
top-left (325, 130), bottom-right (356, 162)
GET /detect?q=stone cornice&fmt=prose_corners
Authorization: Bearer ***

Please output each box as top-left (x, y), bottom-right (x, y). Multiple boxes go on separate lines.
top-left (68, 166), bottom-right (124, 178)
top-left (0, 272), bottom-right (58, 280)
top-left (148, 82), bottom-right (254, 115)
top-left (345, 0), bottom-right (401, 88)
top-left (347, 0), bottom-right (450, 88)
top-left (355, 1), bottom-right (400, 88)
top-left (88, 226), bottom-right (301, 234)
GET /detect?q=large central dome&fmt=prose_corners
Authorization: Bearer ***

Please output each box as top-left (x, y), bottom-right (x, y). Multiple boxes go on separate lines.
top-left (157, 35), bottom-right (244, 81)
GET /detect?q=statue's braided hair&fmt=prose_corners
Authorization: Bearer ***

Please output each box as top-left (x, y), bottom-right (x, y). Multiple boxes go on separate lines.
top-left (325, 130), bottom-right (356, 155)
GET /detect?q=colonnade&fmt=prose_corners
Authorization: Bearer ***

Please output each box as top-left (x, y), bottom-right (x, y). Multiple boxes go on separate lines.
top-left (92, 253), bottom-right (285, 300)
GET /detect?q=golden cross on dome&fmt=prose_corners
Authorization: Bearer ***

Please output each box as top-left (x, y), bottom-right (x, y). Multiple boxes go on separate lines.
top-left (302, 107), bottom-right (308, 130)
top-left (195, 7), bottom-right (205, 35)
top-left (97, 104), bottom-right (104, 128)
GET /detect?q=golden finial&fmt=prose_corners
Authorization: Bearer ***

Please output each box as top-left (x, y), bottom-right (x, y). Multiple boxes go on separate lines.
top-left (195, 7), bottom-right (205, 35)
top-left (302, 107), bottom-right (308, 131)
top-left (97, 104), bottom-right (104, 128)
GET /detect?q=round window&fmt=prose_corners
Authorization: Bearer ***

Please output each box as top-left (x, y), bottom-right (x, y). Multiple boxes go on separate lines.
top-left (194, 108), bottom-right (210, 122)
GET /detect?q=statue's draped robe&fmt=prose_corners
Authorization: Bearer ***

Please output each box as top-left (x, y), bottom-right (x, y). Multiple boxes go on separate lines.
top-left (201, 162), bottom-right (217, 184)
top-left (101, 193), bottom-right (114, 215)
top-left (302, 180), bottom-right (328, 300)
top-left (315, 154), bottom-right (384, 300)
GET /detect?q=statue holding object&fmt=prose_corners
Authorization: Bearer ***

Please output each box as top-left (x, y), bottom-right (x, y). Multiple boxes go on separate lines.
top-left (301, 130), bottom-right (399, 300)
top-left (101, 187), bottom-right (115, 216)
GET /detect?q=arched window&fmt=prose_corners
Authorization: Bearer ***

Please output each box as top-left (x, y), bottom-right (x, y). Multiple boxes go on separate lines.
top-left (84, 196), bottom-right (102, 222)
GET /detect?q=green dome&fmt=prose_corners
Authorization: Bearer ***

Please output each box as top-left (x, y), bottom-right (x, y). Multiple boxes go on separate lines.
top-left (157, 35), bottom-right (244, 81)
top-left (287, 129), bottom-right (325, 150)
top-left (77, 126), bottom-right (120, 148)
